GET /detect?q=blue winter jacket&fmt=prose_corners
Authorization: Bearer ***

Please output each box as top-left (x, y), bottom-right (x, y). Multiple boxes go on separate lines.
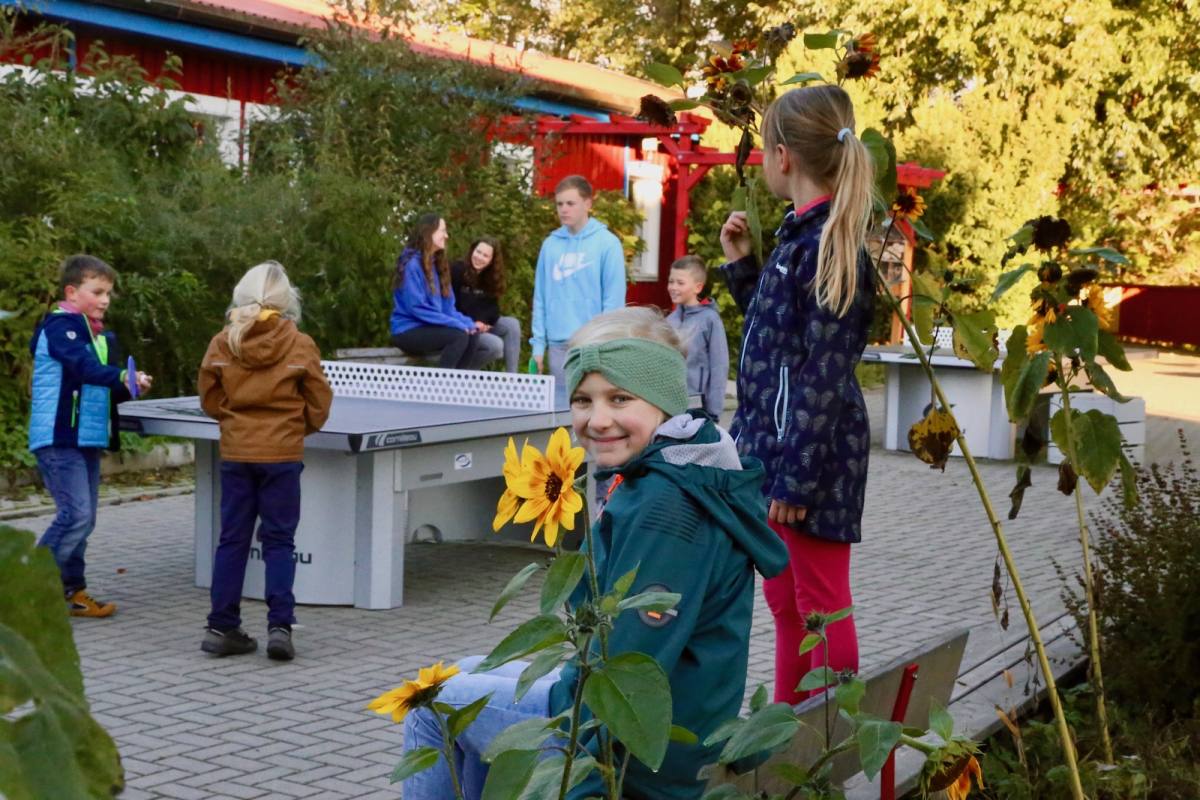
top-left (721, 201), bottom-right (874, 543)
top-left (389, 248), bottom-right (475, 335)
top-left (530, 217), bottom-right (626, 356)
top-left (28, 311), bottom-right (131, 452)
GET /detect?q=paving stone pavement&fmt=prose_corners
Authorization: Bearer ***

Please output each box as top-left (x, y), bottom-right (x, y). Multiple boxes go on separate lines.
top-left (9, 434), bottom-right (1123, 799)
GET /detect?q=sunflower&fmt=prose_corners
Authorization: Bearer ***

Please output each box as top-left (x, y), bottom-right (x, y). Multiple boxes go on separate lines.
top-left (837, 49), bottom-right (881, 80)
top-left (730, 38), bottom-right (757, 55)
top-left (1086, 284), bottom-right (1114, 329)
top-left (1029, 215), bottom-right (1072, 252)
top-left (849, 32), bottom-right (877, 53)
top-left (510, 427), bottom-right (585, 548)
top-left (702, 53), bottom-right (745, 92)
top-left (937, 755), bottom-right (984, 800)
top-left (636, 94), bottom-right (677, 128)
top-left (493, 437), bottom-right (528, 532)
top-left (891, 186), bottom-right (926, 221)
top-left (921, 742), bottom-right (984, 800)
top-left (367, 661), bottom-right (460, 723)
top-left (1026, 317), bottom-right (1047, 355)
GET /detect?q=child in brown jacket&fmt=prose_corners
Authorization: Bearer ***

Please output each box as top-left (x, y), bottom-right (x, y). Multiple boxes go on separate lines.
top-left (197, 261), bottom-right (332, 660)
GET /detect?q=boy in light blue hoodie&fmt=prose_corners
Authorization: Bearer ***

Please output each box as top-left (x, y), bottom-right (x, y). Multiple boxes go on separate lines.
top-left (530, 175), bottom-right (626, 387)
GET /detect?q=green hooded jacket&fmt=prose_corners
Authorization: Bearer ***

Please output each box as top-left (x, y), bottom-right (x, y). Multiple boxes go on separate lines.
top-left (550, 413), bottom-right (790, 799)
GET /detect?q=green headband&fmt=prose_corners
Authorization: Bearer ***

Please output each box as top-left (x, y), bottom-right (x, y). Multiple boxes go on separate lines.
top-left (564, 338), bottom-right (688, 417)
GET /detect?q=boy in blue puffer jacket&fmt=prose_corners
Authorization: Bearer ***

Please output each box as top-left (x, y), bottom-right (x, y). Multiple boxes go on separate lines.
top-left (28, 255), bottom-right (152, 617)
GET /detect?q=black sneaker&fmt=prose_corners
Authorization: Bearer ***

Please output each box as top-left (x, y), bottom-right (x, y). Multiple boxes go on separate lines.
top-left (201, 627), bottom-right (257, 656)
top-left (267, 626), bottom-right (294, 661)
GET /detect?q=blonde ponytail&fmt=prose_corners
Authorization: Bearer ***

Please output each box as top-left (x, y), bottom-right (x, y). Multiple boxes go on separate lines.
top-left (226, 260), bottom-right (301, 358)
top-left (763, 86), bottom-right (878, 317)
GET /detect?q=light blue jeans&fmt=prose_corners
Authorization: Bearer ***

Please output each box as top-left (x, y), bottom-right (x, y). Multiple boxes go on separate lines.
top-left (401, 655), bottom-right (559, 799)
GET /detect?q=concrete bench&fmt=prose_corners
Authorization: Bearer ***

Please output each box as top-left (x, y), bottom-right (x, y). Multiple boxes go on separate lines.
top-left (333, 347), bottom-right (421, 365)
top-left (706, 627), bottom-right (969, 796)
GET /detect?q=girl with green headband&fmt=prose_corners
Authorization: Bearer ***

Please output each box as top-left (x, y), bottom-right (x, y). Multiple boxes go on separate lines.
top-left (400, 307), bottom-right (788, 800)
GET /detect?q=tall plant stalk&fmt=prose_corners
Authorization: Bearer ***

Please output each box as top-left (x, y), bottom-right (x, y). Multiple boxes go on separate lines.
top-left (870, 219), bottom-right (1085, 800)
top-left (1057, 370), bottom-right (1115, 763)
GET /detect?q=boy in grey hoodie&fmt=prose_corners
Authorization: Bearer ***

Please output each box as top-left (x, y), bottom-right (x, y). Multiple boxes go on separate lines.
top-left (666, 256), bottom-right (729, 419)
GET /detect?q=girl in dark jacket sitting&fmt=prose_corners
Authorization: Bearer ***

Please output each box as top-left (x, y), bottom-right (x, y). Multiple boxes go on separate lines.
top-left (450, 237), bottom-right (521, 372)
top-left (389, 213), bottom-right (488, 369)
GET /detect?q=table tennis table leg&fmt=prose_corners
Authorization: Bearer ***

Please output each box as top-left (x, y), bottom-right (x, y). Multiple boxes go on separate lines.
top-left (353, 449), bottom-right (407, 609)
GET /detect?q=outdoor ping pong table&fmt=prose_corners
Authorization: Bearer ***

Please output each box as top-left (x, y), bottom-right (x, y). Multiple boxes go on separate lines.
top-left (120, 362), bottom-right (577, 609)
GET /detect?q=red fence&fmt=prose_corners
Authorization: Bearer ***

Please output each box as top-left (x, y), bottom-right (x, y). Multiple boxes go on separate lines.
top-left (1111, 284), bottom-right (1200, 348)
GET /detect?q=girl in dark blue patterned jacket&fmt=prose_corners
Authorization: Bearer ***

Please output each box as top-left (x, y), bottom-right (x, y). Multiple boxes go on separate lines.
top-left (719, 85), bottom-right (875, 704)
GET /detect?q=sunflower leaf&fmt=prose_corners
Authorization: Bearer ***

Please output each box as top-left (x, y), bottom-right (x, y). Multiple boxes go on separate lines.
top-left (540, 552), bottom-right (587, 615)
top-left (617, 591), bottom-right (680, 613)
top-left (448, 692), bottom-right (494, 739)
top-left (668, 99), bottom-right (700, 111)
top-left (1118, 452), bottom-right (1139, 508)
top-left (475, 616), bottom-right (567, 672)
top-left (480, 749), bottom-right (539, 800)
top-left (483, 714), bottom-right (570, 763)
top-left (781, 71), bottom-right (823, 85)
top-left (992, 264), bottom-right (1035, 302)
top-left (611, 566), bottom-right (640, 601)
top-left (717, 703), bottom-right (799, 764)
top-left (513, 645), bottom-right (569, 703)
top-left (797, 633), bottom-right (824, 656)
top-left (490, 562), bottom-right (542, 622)
top-left (583, 652), bottom-right (673, 770)
top-left (803, 32), bottom-right (839, 50)
top-left (798, 667), bottom-right (838, 692)
top-left (1068, 246), bottom-right (1129, 265)
top-left (644, 62), bottom-right (685, 88)
top-left (1097, 329), bottom-right (1132, 371)
top-left (856, 718), bottom-right (902, 780)
top-left (389, 747), bottom-right (440, 783)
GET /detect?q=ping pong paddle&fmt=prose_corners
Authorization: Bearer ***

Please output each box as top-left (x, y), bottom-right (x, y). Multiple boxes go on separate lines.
top-left (127, 355), bottom-right (139, 398)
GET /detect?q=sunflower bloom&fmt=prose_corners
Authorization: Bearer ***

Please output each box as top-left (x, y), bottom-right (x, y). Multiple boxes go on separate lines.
top-left (850, 32), bottom-right (877, 53)
top-left (1085, 285), bottom-right (1114, 329)
top-left (1026, 318), bottom-right (1046, 355)
top-left (493, 437), bottom-right (529, 532)
top-left (511, 427), bottom-right (585, 548)
top-left (367, 661), bottom-right (460, 723)
top-left (891, 186), bottom-right (926, 221)
top-left (943, 755), bottom-right (984, 800)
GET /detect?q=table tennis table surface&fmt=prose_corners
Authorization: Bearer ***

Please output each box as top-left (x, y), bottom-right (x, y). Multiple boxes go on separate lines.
top-left (120, 392), bottom-right (573, 453)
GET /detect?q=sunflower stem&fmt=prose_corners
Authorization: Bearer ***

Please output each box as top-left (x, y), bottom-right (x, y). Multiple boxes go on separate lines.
top-left (430, 704), bottom-right (466, 800)
top-left (581, 487), bottom-right (618, 791)
top-left (558, 632), bottom-right (592, 800)
top-left (872, 212), bottom-right (1085, 800)
top-left (1057, 367), bottom-right (1115, 763)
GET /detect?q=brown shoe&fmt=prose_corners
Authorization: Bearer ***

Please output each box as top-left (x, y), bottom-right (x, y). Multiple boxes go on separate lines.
top-left (67, 590), bottom-right (116, 618)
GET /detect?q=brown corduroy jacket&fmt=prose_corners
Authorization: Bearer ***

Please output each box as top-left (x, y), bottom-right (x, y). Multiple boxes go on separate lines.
top-left (198, 316), bottom-right (332, 463)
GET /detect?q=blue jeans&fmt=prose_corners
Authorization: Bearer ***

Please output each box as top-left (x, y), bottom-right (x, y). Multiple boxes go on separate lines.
top-left (35, 446), bottom-right (101, 595)
top-left (208, 461), bottom-right (303, 631)
top-left (402, 655), bottom-right (559, 799)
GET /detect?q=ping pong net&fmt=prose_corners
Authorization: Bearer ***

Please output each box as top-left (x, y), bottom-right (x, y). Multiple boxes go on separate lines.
top-left (321, 361), bottom-right (556, 412)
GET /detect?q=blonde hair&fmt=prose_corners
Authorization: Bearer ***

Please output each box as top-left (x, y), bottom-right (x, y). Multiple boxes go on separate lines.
top-left (568, 306), bottom-right (686, 357)
top-left (762, 85), bottom-right (877, 317)
top-left (226, 260), bottom-right (301, 358)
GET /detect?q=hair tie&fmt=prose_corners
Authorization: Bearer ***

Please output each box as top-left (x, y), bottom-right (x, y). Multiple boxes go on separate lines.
top-left (837, 128), bottom-right (853, 143)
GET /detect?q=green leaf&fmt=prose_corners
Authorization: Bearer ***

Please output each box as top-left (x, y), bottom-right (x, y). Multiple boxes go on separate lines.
top-left (952, 309), bottom-right (999, 371)
top-left (992, 264), bottom-right (1035, 302)
top-left (911, 272), bottom-right (945, 345)
top-left (1071, 409), bottom-right (1124, 493)
top-left (668, 99), bottom-right (700, 111)
top-left (1007, 351), bottom-right (1052, 423)
top-left (736, 65), bottom-right (773, 86)
top-left (730, 185), bottom-right (747, 212)
top-left (612, 565), bottom-right (639, 601)
top-left (583, 652), bottom-right (673, 770)
top-left (617, 591), bottom-right (681, 613)
top-left (448, 692), bottom-right (493, 739)
top-left (513, 645), bottom-right (568, 703)
top-left (483, 714), bottom-right (568, 762)
top-left (929, 699), bottom-right (954, 741)
top-left (703, 715), bottom-right (747, 747)
top-left (1085, 359), bottom-right (1130, 403)
top-left (855, 718), bottom-right (902, 780)
top-left (539, 552), bottom-right (586, 615)
top-left (861, 128), bottom-right (896, 203)
top-left (389, 746), bottom-right (440, 783)
top-left (1001, 327), bottom-right (1029, 411)
top-left (804, 32), bottom-right (839, 50)
top-left (481, 749), bottom-right (539, 800)
top-left (834, 677), bottom-right (866, 715)
top-left (771, 762), bottom-right (810, 785)
top-left (476, 615), bottom-right (568, 672)
top-left (1044, 305), bottom-right (1099, 360)
top-left (825, 606), bottom-right (854, 624)
top-left (749, 684), bottom-right (768, 713)
top-left (1097, 329), bottom-right (1132, 371)
top-left (746, 176), bottom-right (764, 265)
top-left (490, 562), bottom-right (541, 621)
top-left (910, 217), bottom-right (934, 241)
top-left (797, 633), bottom-right (824, 656)
top-left (1049, 407), bottom-right (1073, 455)
top-left (1008, 224), bottom-right (1034, 248)
top-left (1118, 452), bottom-right (1139, 508)
top-left (718, 703), bottom-right (800, 764)
top-left (1068, 246), bottom-right (1130, 265)
top-left (644, 63), bottom-right (685, 88)
top-left (798, 666), bottom-right (837, 692)
top-left (670, 724), bottom-right (699, 744)
top-left (518, 754), bottom-right (595, 800)
top-left (701, 786), bottom-right (746, 800)
top-left (781, 71), bottom-right (823, 85)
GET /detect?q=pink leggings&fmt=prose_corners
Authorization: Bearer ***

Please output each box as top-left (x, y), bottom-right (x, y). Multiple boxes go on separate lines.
top-left (762, 521), bottom-right (859, 704)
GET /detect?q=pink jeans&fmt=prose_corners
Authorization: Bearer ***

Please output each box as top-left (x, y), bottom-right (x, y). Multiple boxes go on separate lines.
top-left (762, 520), bottom-right (859, 704)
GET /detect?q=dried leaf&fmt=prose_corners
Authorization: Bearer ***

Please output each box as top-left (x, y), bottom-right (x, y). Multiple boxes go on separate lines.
top-left (907, 406), bottom-right (959, 470)
top-left (1008, 465), bottom-right (1033, 519)
top-left (1057, 461), bottom-right (1078, 496)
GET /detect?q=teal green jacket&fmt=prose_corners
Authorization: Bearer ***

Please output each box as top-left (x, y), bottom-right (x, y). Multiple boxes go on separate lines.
top-left (550, 413), bottom-right (789, 799)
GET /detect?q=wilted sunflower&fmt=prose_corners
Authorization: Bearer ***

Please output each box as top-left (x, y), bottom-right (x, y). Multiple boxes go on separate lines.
top-left (929, 754), bottom-right (984, 800)
top-left (837, 49), bottom-right (881, 80)
top-left (493, 436), bottom-right (528, 532)
top-left (510, 427), bottom-right (585, 548)
top-left (367, 661), bottom-right (460, 723)
top-left (1029, 215), bottom-right (1072, 252)
top-left (1025, 317), bottom-right (1047, 355)
top-left (636, 94), bottom-right (677, 128)
top-left (891, 186), bottom-right (926, 221)
top-left (1085, 284), bottom-right (1114, 328)
top-left (849, 32), bottom-right (877, 53)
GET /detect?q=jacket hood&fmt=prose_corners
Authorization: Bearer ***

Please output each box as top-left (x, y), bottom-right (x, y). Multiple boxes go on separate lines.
top-left (549, 217), bottom-right (609, 241)
top-left (601, 413), bottom-right (788, 579)
top-left (229, 316), bottom-right (300, 368)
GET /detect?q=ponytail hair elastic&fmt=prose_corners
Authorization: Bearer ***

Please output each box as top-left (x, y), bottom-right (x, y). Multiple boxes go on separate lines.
top-left (837, 127), bottom-right (853, 143)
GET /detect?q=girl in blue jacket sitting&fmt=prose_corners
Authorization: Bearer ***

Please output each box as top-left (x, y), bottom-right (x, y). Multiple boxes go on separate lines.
top-left (719, 85), bottom-right (876, 704)
top-left (389, 213), bottom-right (488, 369)
top-left (397, 307), bottom-right (788, 799)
